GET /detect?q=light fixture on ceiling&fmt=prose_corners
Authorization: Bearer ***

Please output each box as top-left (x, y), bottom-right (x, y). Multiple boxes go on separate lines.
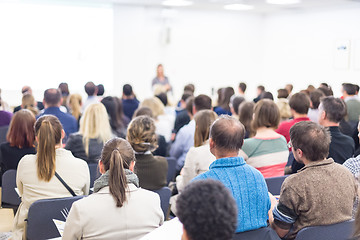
top-left (162, 0), bottom-right (194, 7)
top-left (266, 0), bottom-right (301, 5)
top-left (224, 3), bottom-right (254, 10)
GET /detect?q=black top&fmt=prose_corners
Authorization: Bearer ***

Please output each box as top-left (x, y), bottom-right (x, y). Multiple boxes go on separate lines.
top-left (152, 135), bottom-right (167, 157)
top-left (328, 126), bottom-right (355, 164)
top-left (0, 142), bottom-right (36, 185)
top-left (13, 101), bottom-right (44, 113)
top-left (65, 133), bottom-right (103, 164)
top-left (134, 153), bottom-right (168, 191)
top-left (173, 110), bottom-right (190, 134)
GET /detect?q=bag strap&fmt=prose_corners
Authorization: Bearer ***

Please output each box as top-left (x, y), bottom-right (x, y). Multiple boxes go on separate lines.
top-left (55, 172), bottom-right (77, 197)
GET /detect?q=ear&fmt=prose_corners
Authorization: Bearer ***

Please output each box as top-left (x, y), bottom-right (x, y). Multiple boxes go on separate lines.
top-left (61, 129), bottom-right (66, 140)
top-left (98, 160), bottom-right (106, 174)
top-left (181, 226), bottom-right (189, 240)
top-left (129, 161), bottom-right (135, 172)
top-left (209, 138), bottom-right (215, 150)
top-left (192, 105), bottom-right (196, 115)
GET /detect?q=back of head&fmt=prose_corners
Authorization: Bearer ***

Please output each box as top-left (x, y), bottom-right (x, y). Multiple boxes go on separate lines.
top-left (84, 81), bottom-right (97, 96)
top-left (181, 92), bottom-right (193, 102)
top-left (220, 87), bottom-right (235, 110)
top-left (80, 103), bottom-right (112, 155)
top-left (194, 94), bottom-right (212, 112)
top-left (35, 115), bottom-right (63, 181)
top-left (22, 86), bottom-right (32, 95)
top-left (290, 121), bottom-right (330, 162)
top-left (155, 92), bottom-right (168, 106)
top-left (289, 92), bottom-right (310, 114)
top-left (277, 89), bottom-right (289, 99)
top-left (140, 97), bottom-right (164, 119)
top-left (319, 96), bottom-right (347, 123)
top-left (185, 97), bottom-right (195, 116)
top-left (133, 107), bottom-right (153, 119)
top-left (318, 86), bottom-right (333, 96)
top-left (184, 84), bottom-right (195, 94)
top-left (68, 94), bottom-right (82, 120)
top-left (44, 88), bottom-right (61, 107)
top-left (58, 83), bottom-right (69, 96)
top-left (239, 82), bottom-right (247, 93)
top-left (101, 96), bottom-right (124, 131)
top-left (285, 84), bottom-right (293, 93)
top-left (97, 84), bottom-right (105, 96)
top-left (100, 138), bottom-right (136, 207)
top-left (309, 90), bottom-right (325, 109)
top-left (258, 85), bottom-right (265, 92)
top-left (194, 110), bottom-right (218, 147)
top-left (7, 109), bottom-right (36, 148)
top-left (343, 83), bottom-right (357, 96)
top-left (260, 91), bottom-right (274, 101)
top-left (252, 99), bottom-right (280, 130)
top-left (176, 179), bottom-right (237, 240)
top-left (210, 115), bottom-right (245, 152)
top-left (123, 84), bottom-right (133, 97)
top-left (231, 96), bottom-right (245, 115)
top-left (127, 116), bottom-right (158, 153)
top-left (22, 94), bottom-right (38, 116)
top-left (238, 101), bottom-right (255, 135)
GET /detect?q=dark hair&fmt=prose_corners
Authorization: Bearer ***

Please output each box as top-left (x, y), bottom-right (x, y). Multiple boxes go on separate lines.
top-left (239, 82), bottom-right (247, 93)
top-left (123, 84), bottom-right (133, 96)
top-left (289, 92), bottom-right (310, 114)
top-left (58, 83), bottom-right (69, 96)
top-left (7, 109), bottom-right (36, 148)
top-left (277, 89), bottom-right (289, 99)
top-left (194, 94), bottom-right (212, 112)
top-left (343, 83), bottom-right (357, 95)
top-left (238, 101), bottom-right (254, 137)
top-left (210, 115), bottom-right (245, 152)
top-left (176, 179), bottom-right (237, 240)
top-left (285, 84), bottom-right (293, 92)
top-left (97, 84), bottom-right (105, 96)
top-left (44, 88), bottom-right (62, 106)
top-left (320, 96), bottom-right (347, 123)
top-left (186, 97), bottom-right (195, 115)
top-left (318, 86), bottom-right (333, 96)
top-left (309, 89), bottom-right (325, 109)
top-left (260, 91), bottom-right (274, 101)
top-left (320, 83), bottom-right (329, 88)
top-left (84, 81), bottom-right (97, 96)
top-left (184, 84), bottom-right (195, 93)
top-left (181, 92), bottom-right (193, 102)
top-left (257, 85), bottom-right (265, 92)
top-left (290, 121), bottom-right (330, 162)
top-left (133, 107), bottom-right (153, 118)
top-left (101, 97), bottom-right (125, 136)
top-left (252, 99), bottom-right (280, 130)
top-left (100, 138), bottom-right (136, 207)
top-left (355, 84), bottom-right (359, 93)
top-left (219, 87), bottom-right (235, 111)
top-left (127, 116), bottom-right (158, 152)
top-left (231, 96), bottom-right (245, 115)
top-left (35, 115), bottom-right (63, 181)
top-left (155, 93), bottom-right (168, 106)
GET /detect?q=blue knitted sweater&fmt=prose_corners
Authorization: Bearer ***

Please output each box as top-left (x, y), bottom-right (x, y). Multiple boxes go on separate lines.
top-left (194, 156), bottom-right (270, 233)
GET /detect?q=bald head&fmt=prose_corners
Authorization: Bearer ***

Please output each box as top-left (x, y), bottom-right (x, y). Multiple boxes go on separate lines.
top-left (22, 86), bottom-right (32, 95)
top-left (44, 88), bottom-right (61, 107)
top-left (210, 115), bottom-right (245, 156)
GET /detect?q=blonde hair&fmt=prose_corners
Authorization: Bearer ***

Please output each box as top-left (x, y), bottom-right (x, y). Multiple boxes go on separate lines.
top-left (79, 103), bottom-right (112, 156)
top-left (68, 94), bottom-right (82, 121)
top-left (194, 110), bottom-right (218, 147)
top-left (140, 97), bottom-right (164, 119)
top-left (127, 116), bottom-right (158, 153)
top-left (22, 94), bottom-right (38, 116)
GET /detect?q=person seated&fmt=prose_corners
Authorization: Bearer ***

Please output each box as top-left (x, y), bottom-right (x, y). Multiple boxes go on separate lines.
top-left (58, 82), bottom-right (70, 113)
top-left (173, 93), bottom-right (193, 138)
top-left (238, 101), bottom-right (255, 139)
top-left (176, 110), bottom-right (217, 192)
top-left (82, 81), bottom-right (99, 112)
top-left (21, 94), bottom-right (39, 116)
top-left (307, 89), bottom-right (324, 123)
top-left (194, 115), bottom-right (270, 233)
top-left (0, 107), bottom-right (12, 127)
top-left (65, 103), bottom-right (112, 164)
top-left (101, 96), bottom-right (128, 138)
top-left (214, 87), bottom-right (234, 116)
top-left (122, 84), bottom-right (139, 120)
top-left (0, 110), bottom-right (36, 185)
top-left (230, 96), bottom-right (245, 120)
top-left (342, 83), bottom-right (360, 122)
top-left (240, 100), bottom-right (289, 178)
top-left (276, 92), bottom-right (310, 143)
top-left (13, 115), bottom-right (89, 240)
top-left (271, 121), bottom-right (356, 240)
top-left (276, 89), bottom-right (291, 122)
top-left (62, 138), bottom-right (163, 240)
top-left (67, 93), bottom-right (82, 127)
top-left (13, 86), bottom-right (44, 113)
top-left (96, 84), bottom-right (105, 100)
top-left (127, 116), bottom-right (168, 190)
top-left (253, 85), bottom-right (265, 103)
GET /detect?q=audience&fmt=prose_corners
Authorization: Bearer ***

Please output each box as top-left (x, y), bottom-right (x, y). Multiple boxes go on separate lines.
top-left (230, 96), bottom-right (245, 119)
top-left (0, 110), bottom-right (36, 185)
top-left (67, 93), bottom-right (82, 124)
top-left (194, 115), bottom-right (270, 233)
top-left (271, 121), bottom-right (356, 240)
top-left (214, 87), bottom-right (235, 116)
top-left (63, 138), bottom-right (163, 240)
top-left (176, 180), bottom-right (237, 240)
top-left (342, 83), bottom-right (360, 122)
top-left (58, 82), bottom-right (70, 112)
top-left (127, 116), bottom-right (168, 190)
top-left (0, 105), bottom-right (12, 127)
top-left (307, 89), bottom-right (325, 123)
top-left (260, 91), bottom-right (274, 101)
top-left (276, 92), bottom-right (310, 143)
top-left (253, 85), bottom-right (265, 103)
top-left (238, 101), bottom-right (255, 138)
top-left (238, 82), bottom-right (247, 98)
top-left (285, 84), bottom-right (293, 99)
top-left (82, 81), bottom-right (98, 112)
top-left (122, 84), bottom-right (139, 120)
top-left (175, 110), bottom-right (217, 192)
top-left (173, 92), bottom-right (193, 135)
top-left (240, 100), bottom-right (289, 178)
top-left (21, 94), bottom-right (39, 116)
top-left (101, 96), bottom-right (127, 138)
top-left (276, 88), bottom-right (291, 121)
top-left (170, 94), bottom-right (212, 171)
top-left (96, 84), bottom-right (105, 98)
top-left (13, 115), bottom-right (89, 239)
top-left (65, 103), bottom-right (112, 163)
top-left (13, 86), bottom-right (44, 113)
top-left (37, 88), bottom-right (78, 142)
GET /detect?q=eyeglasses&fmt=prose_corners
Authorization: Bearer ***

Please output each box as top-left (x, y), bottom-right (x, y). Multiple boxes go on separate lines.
top-left (287, 141), bottom-right (292, 149)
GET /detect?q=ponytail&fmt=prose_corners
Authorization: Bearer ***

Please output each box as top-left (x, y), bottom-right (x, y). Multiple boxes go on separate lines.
top-left (36, 120), bottom-right (56, 182)
top-left (109, 149), bottom-right (128, 207)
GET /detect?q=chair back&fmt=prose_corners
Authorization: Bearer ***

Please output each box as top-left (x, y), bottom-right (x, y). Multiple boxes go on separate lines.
top-left (166, 157), bottom-right (176, 184)
top-left (265, 175), bottom-right (288, 195)
top-left (26, 196), bottom-right (83, 240)
top-left (1, 169), bottom-right (21, 207)
top-left (152, 187), bottom-right (171, 219)
top-left (295, 220), bottom-right (355, 240)
top-left (0, 125), bottom-right (8, 144)
top-left (88, 163), bottom-right (101, 188)
top-left (233, 227), bottom-right (281, 240)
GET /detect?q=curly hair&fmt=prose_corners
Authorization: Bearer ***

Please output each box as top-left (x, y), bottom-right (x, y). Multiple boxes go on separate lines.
top-left (176, 179), bottom-right (237, 240)
top-left (126, 116), bottom-right (158, 153)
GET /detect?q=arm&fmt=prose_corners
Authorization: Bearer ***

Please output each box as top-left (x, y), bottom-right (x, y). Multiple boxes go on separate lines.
top-left (62, 202), bottom-right (83, 240)
top-left (177, 147), bottom-right (197, 192)
top-left (82, 162), bottom-right (90, 195)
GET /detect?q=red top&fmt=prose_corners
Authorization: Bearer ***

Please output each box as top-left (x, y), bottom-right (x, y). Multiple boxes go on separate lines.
top-left (275, 117), bottom-right (310, 143)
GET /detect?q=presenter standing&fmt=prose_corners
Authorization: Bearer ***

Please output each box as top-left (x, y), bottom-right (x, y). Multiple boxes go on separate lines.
top-left (152, 64), bottom-right (172, 93)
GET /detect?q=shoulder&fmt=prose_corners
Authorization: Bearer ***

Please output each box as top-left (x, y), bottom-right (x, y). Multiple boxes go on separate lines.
top-left (153, 155), bottom-right (168, 164)
top-left (0, 142), bottom-right (10, 151)
top-left (242, 138), bottom-right (261, 153)
top-left (17, 154), bottom-right (37, 168)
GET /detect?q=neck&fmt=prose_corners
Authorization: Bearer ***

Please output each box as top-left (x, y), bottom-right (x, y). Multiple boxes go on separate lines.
top-left (322, 121), bottom-right (339, 127)
top-left (293, 113), bottom-right (308, 119)
top-left (255, 127), bottom-right (278, 138)
top-left (215, 151), bottom-right (239, 159)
